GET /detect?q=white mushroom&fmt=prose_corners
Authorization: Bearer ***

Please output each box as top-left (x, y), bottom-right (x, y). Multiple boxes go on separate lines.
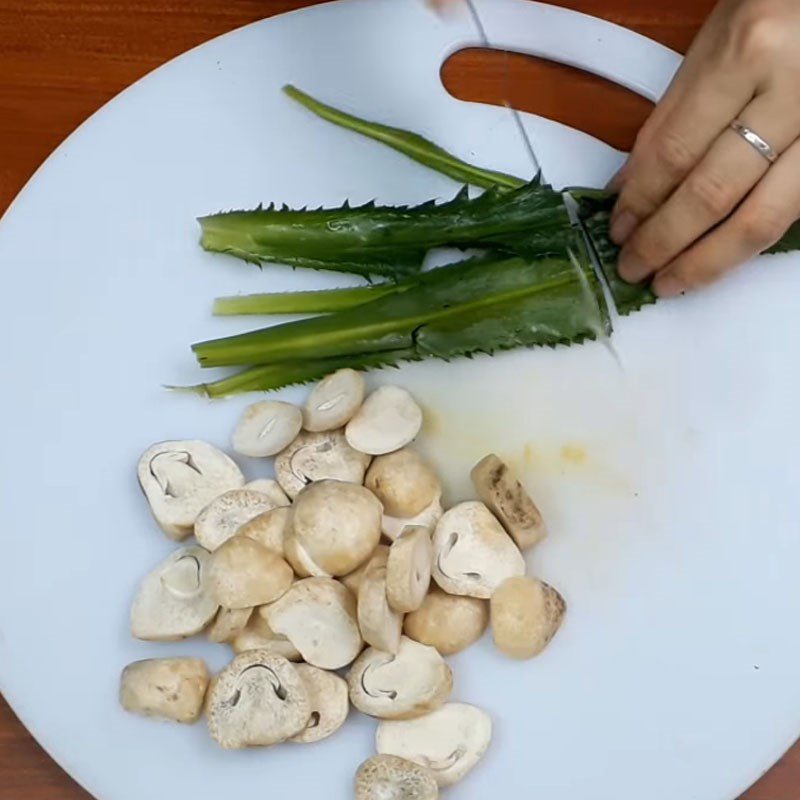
top-left (355, 755), bottom-right (438, 800)
top-left (382, 494), bottom-right (443, 543)
top-left (376, 703), bottom-right (492, 787)
top-left (471, 454), bottom-right (547, 550)
top-left (365, 449), bottom-right (441, 518)
top-left (263, 578), bottom-right (363, 670)
top-left (290, 664), bottom-right (350, 744)
top-left (431, 501), bottom-right (525, 599)
top-left (207, 606), bottom-right (254, 644)
top-left (130, 545), bottom-right (218, 641)
top-left (286, 480), bottom-right (382, 577)
top-left (347, 637), bottom-right (452, 720)
top-left (207, 537), bottom-right (293, 609)
top-left (275, 430), bottom-right (371, 499)
top-left (194, 489), bottom-right (275, 551)
top-left (386, 527), bottom-right (433, 613)
top-left (137, 440), bottom-right (244, 540)
top-left (120, 657), bottom-right (209, 724)
top-left (232, 401), bottom-right (303, 458)
top-left (237, 506), bottom-right (290, 557)
top-left (346, 386), bottom-right (423, 456)
top-left (490, 577), bottom-right (566, 659)
top-left (244, 478), bottom-right (291, 507)
top-left (358, 561), bottom-right (403, 654)
top-left (342, 544), bottom-right (390, 595)
top-left (304, 368), bottom-right (365, 432)
top-left (232, 613), bottom-right (302, 661)
top-left (403, 588), bottom-right (488, 656)
top-left (205, 651), bottom-right (310, 748)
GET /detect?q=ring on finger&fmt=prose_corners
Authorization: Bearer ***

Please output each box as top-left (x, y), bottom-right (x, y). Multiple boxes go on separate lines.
top-left (730, 120), bottom-right (779, 164)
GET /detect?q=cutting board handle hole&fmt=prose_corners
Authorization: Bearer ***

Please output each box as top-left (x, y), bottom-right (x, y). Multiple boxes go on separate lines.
top-left (441, 48), bottom-right (654, 152)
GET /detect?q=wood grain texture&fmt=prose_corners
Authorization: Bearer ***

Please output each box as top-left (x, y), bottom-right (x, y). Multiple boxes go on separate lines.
top-left (0, 1), bottom-right (796, 798)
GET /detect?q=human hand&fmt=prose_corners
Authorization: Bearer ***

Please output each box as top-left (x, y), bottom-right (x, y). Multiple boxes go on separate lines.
top-left (610, 0), bottom-right (800, 297)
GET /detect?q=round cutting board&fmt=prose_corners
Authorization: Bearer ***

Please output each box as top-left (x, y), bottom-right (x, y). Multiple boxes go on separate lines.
top-left (1, 1), bottom-right (798, 799)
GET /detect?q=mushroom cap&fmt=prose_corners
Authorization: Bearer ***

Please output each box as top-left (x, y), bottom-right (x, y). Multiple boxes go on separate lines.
top-left (376, 703), bottom-right (492, 787)
top-left (386, 527), bottom-right (433, 614)
top-left (342, 544), bottom-right (390, 596)
top-left (403, 587), bottom-right (488, 656)
top-left (130, 545), bottom-right (219, 641)
top-left (365, 449), bottom-right (441, 518)
top-left (287, 480), bottom-right (382, 577)
top-left (358, 562), bottom-right (403, 654)
top-left (244, 479), bottom-right (291, 508)
top-left (355, 755), bottom-right (438, 800)
top-left (232, 401), bottom-right (303, 458)
top-left (120, 657), bottom-right (209, 724)
top-left (490, 576), bottom-right (566, 659)
top-left (275, 430), bottom-right (371, 499)
top-left (471, 454), bottom-right (547, 550)
top-left (208, 537), bottom-right (294, 609)
top-left (231, 612), bottom-right (302, 660)
top-left (263, 578), bottom-right (363, 670)
top-left (237, 506), bottom-right (291, 557)
top-left (347, 637), bottom-right (453, 720)
top-left (137, 440), bottom-right (244, 540)
top-left (431, 501), bottom-right (525, 599)
top-left (304, 368), bottom-right (366, 432)
top-left (382, 495), bottom-right (443, 543)
top-left (346, 386), bottom-right (423, 456)
top-left (290, 664), bottom-right (350, 744)
top-left (194, 489), bottom-right (276, 552)
top-left (207, 606), bottom-right (254, 644)
top-left (205, 651), bottom-right (311, 748)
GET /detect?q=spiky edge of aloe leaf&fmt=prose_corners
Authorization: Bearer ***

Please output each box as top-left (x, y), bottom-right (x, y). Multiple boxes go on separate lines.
top-left (284, 84), bottom-right (526, 192)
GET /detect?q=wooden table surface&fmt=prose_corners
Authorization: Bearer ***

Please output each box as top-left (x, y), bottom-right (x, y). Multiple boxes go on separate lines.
top-left (0, 1), bottom-right (797, 798)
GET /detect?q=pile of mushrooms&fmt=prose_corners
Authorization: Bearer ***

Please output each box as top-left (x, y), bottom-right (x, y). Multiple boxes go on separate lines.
top-left (122, 370), bottom-right (566, 798)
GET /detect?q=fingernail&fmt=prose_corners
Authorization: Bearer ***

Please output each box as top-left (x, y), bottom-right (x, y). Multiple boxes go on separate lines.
top-left (653, 273), bottom-right (685, 298)
top-left (610, 210), bottom-right (638, 245)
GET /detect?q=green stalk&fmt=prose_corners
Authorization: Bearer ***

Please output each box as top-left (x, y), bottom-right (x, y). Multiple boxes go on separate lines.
top-left (284, 84), bottom-right (526, 191)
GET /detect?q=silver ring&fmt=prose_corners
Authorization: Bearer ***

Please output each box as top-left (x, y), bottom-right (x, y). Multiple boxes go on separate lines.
top-left (730, 120), bottom-right (778, 164)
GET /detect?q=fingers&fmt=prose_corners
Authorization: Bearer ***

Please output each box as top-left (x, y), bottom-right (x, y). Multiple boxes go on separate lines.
top-left (651, 137), bottom-right (800, 297)
top-left (618, 90), bottom-right (800, 282)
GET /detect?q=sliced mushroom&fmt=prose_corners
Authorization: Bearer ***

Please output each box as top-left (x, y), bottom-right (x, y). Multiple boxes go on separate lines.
top-left (263, 578), bottom-right (363, 670)
top-left (120, 657), bottom-right (209, 724)
top-left (365, 448), bottom-right (441, 518)
top-left (232, 612), bottom-right (302, 660)
top-left (275, 430), bottom-right (371, 499)
top-left (207, 606), bottom-right (254, 644)
top-left (342, 544), bottom-right (390, 595)
top-left (290, 664), bottom-right (350, 744)
top-left (358, 562), bottom-right (403, 654)
top-left (130, 545), bottom-right (218, 641)
top-left (137, 440), bottom-right (244, 540)
top-left (346, 386), bottom-right (423, 456)
top-left (471, 454), bottom-right (547, 550)
top-left (355, 755), bottom-right (438, 800)
top-left (205, 651), bottom-right (310, 748)
top-left (376, 703), bottom-right (492, 787)
top-left (286, 480), bottom-right (382, 577)
top-left (304, 368), bottom-right (365, 432)
top-left (490, 576), bottom-right (566, 659)
top-left (386, 527), bottom-right (432, 613)
top-left (347, 637), bottom-right (452, 720)
top-left (237, 506), bottom-right (290, 557)
top-left (403, 587), bottom-right (488, 656)
top-left (244, 478), bottom-right (291, 507)
top-left (431, 501), bottom-right (525, 599)
top-left (382, 494), bottom-right (443, 543)
top-left (208, 537), bottom-right (293, 609)
top-left (232, 400), bottom-right (303, 458)
top-left (194, 489), bottom-right (275, 551)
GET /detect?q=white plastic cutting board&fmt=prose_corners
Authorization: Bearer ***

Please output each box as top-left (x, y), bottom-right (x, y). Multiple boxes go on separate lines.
top-left (0, 1), bottom-right (799, 799)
